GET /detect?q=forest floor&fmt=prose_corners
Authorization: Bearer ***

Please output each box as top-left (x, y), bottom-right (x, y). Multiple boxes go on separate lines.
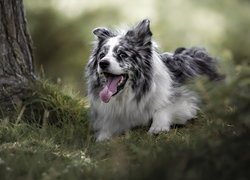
top-left (0, 79), bottom-right (249, 180)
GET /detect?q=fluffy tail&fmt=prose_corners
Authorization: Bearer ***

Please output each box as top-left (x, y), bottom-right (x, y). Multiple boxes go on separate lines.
top-left (162, 47), bottom-right (224, 84)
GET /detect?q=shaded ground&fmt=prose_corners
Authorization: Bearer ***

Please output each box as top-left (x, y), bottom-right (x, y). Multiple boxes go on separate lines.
top-left (0, 73), bottom-right (250, 179)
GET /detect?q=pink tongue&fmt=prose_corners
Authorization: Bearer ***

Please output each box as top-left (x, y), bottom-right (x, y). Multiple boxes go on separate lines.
top-left (99, 75), bottom-right (122, 103)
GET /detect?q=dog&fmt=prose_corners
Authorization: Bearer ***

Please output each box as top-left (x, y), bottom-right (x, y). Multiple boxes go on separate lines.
top-left (86, 19), bottom-right (222, 141)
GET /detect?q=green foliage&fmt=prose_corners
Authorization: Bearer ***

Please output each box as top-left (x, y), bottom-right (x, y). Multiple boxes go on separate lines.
top-left (22, 81), bottom-right (88, 125)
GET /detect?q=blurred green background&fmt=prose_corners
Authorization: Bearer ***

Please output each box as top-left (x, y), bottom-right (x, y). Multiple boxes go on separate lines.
top-left (24, 0), bottom-right (250, 96)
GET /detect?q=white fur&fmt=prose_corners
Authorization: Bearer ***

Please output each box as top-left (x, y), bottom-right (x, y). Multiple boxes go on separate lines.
top-left (97, 36), bottom-right (124, 75)
top-left (89, 46), bottom-right (199, 141)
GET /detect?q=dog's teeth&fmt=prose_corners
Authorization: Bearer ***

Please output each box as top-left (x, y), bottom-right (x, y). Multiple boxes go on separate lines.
top-left (118, 76), bottom-right (124, 86)
top-left (118, 80), bottom-right (122, 86)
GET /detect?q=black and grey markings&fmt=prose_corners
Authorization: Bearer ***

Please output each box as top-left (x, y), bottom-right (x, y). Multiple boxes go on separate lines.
top-left (93, 27), bottom-right (114, 40)
top-left (119, 20), bottom-right (153, 101)
top-left (162, 47), bottom-right (224, 84)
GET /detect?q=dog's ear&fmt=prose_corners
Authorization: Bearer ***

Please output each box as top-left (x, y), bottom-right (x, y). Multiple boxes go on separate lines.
top-left (93, 27), bottom-right (113, 40)
top-left (125, 19), bottom-right (152, 45)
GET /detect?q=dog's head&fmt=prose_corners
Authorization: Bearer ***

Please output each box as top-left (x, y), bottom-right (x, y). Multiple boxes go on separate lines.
top-left (87, 19), bottom-right (153, 103)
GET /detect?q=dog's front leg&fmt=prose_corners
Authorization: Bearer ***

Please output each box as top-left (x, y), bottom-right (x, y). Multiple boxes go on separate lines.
top-left (148, 108), bottom-right (172, 134)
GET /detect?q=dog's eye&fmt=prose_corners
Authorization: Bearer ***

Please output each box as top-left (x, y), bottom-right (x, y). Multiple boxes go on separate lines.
top-left (99, 52), bottom-right (105, 59)
top-left (119, 52), bottom-right (128, 59)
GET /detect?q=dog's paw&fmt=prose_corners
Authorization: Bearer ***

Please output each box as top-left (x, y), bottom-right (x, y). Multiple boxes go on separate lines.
top-left (96, 132), bottom-right (112, 142)
top-left (148, 126), bottom-right (170, 134)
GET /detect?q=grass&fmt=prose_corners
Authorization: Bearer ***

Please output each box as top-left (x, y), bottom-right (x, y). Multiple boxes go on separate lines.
top-left (0, 74), bottom-right (250, 180)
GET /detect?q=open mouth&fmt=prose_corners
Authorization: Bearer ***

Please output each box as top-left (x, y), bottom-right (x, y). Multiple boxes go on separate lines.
top-left (99, 72), bottom-right (128, 103)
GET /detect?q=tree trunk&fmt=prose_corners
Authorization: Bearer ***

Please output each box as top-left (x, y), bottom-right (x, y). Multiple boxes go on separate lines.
top-left (0, 0), bottom-right (35, 114)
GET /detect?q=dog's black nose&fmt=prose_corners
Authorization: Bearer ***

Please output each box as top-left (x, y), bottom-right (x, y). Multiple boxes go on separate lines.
top-left (99, 60), bottom-right (110, 69)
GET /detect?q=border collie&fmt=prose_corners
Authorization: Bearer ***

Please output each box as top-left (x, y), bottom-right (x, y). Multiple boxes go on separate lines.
top-left (86, 19), bottom-right (222, 141)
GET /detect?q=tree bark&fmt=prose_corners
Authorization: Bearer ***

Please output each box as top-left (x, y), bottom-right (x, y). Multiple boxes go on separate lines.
top-left (0, 0), bottom-right (35, 114)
